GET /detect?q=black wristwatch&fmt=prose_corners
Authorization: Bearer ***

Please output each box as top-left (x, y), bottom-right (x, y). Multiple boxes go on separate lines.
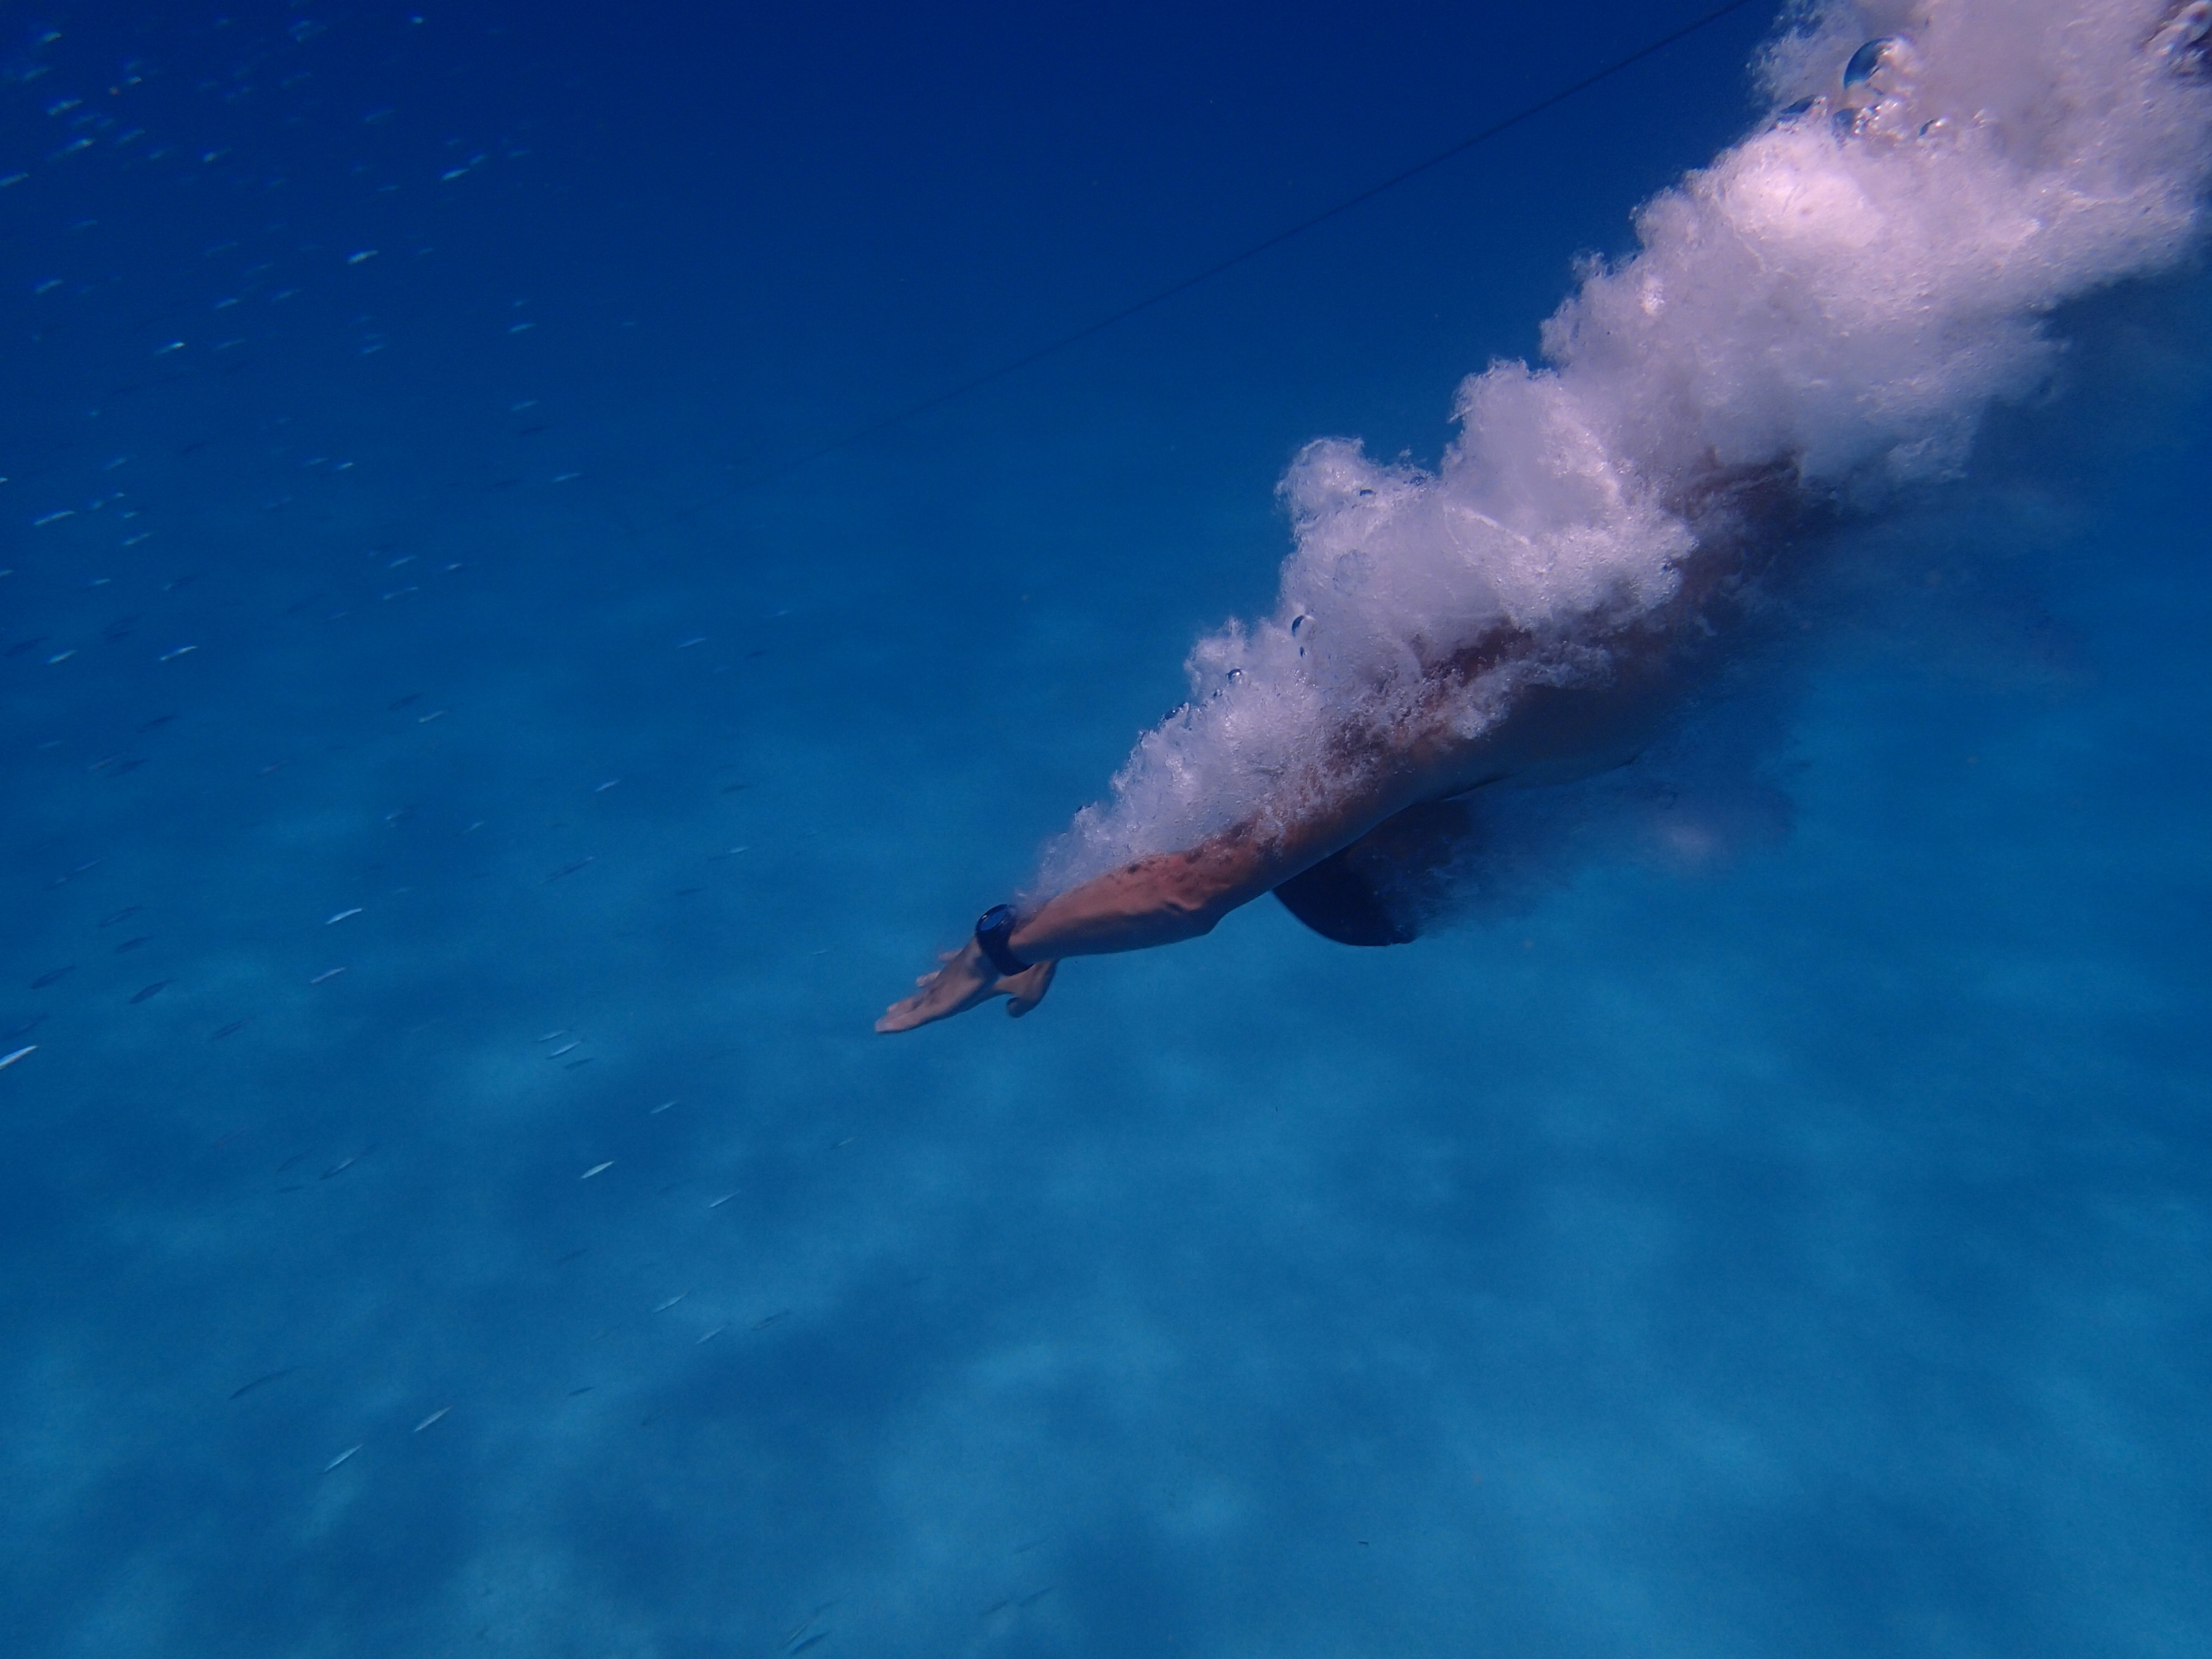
top-left (974, 903), bottom-right (1031, 977)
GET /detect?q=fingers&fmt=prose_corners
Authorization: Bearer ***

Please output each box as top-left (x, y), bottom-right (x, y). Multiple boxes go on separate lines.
top-left (879, 974), bottom-right (951, 1033)
top-left (881, 952), bottom-right (1055, 1034)
top-left (1004, 960), bottom-right (1058, 1019)
top-left (879, 963), bottom-right (978, 1034)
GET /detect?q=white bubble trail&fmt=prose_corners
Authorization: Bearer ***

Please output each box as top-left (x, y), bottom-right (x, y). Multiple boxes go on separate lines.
top-left (1039, 0), bottom-right (2212, 897)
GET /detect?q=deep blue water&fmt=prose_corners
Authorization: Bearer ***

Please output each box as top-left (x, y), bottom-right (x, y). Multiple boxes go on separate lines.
top-left (3, 3), bottom-right (2208, 1655)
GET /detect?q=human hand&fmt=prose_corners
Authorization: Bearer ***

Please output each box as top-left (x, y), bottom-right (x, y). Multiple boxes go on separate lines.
top-left (875, 937), bottom-right (1056, 1034)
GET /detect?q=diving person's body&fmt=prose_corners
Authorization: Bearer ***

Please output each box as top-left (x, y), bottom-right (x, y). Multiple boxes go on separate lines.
top-left (878, 465), bottom-right (1808, 1034)
top-left (876, 3), bottom-right (2212, 1036)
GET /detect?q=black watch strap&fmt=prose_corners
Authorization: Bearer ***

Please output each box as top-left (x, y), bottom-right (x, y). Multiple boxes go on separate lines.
top-left (974, 904), bottom-right (1031, 977)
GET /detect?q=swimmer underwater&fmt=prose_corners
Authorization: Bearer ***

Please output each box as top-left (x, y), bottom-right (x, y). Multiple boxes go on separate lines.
top-left (880, 0), bottom-right (2212, 1035)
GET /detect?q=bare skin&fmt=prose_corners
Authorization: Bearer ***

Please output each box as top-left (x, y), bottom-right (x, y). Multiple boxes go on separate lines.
top-left (875, 668), bottom-right (1637, 1033)
top-left (876, 462), bottom-right (1812, 1034)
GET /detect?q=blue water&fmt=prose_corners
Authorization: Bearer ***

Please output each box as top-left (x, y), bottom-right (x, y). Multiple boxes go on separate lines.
top-left (4, 3), bottom-right (2209, 1654)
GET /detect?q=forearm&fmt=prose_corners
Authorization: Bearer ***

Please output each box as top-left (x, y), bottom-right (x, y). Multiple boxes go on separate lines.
top-left (1007, 761), bottom-right (1445, 963)
top-left (1008, 833), bottom-right (1276, 961)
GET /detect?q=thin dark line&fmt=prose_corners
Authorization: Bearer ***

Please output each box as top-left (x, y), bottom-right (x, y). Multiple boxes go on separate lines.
top-left (713, 0), bottom-right (1768, 499)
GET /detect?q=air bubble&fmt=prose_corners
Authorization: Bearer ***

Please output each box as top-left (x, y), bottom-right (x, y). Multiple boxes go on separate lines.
top-left (1841, 38), bottom-right (1894, 88)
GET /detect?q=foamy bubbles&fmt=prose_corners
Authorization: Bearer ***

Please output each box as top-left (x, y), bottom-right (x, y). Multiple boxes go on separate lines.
top-left (1037, 1), bottom-right (2212, 898)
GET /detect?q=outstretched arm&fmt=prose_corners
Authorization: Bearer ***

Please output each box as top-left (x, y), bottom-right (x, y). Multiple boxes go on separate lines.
top-left (875, 766), bottom-right (1442, 1035)
top-left (872, 833), bottom-right (1275, 1035)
